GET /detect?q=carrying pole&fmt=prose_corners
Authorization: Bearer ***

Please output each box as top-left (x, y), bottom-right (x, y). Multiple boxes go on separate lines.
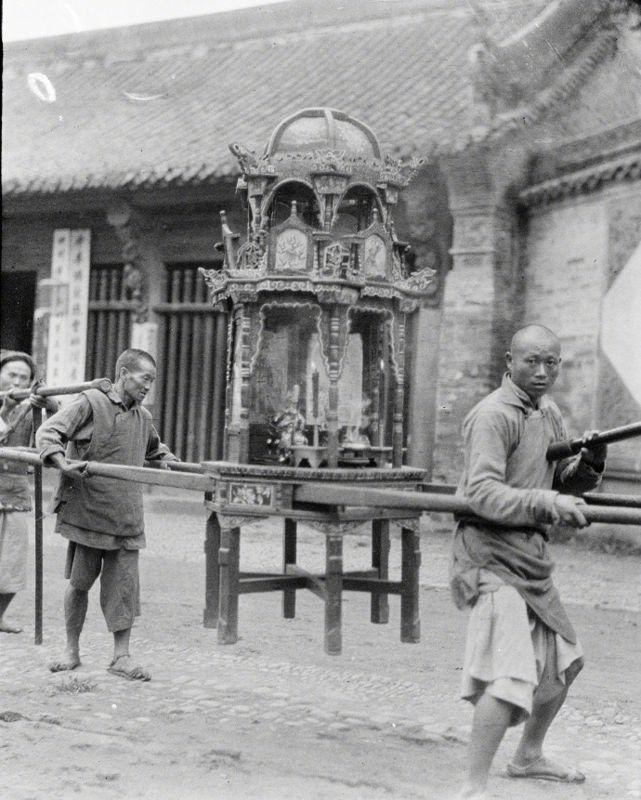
top-left (0, 448), bottom-right (213, 492)
top-left (546, 421), bottom-right (641, 461)
top-left (419, 482), bottom-right (641, 509)
top-left (0, 377), bottom-right (111, 402)
top-left (294, 483), bottom-right (641, 528)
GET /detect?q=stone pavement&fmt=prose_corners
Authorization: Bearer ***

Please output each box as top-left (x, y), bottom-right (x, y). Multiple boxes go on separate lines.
top-left (0, 500), bottom-right (639, 799)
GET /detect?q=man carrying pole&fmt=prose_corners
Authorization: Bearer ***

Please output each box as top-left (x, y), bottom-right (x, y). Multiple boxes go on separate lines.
top-left (0, 351), bottom-right (58, 634)
top-left (451, 325), bottom-right (607, 800)
top-left (36, 348), bottom-right (177, 681)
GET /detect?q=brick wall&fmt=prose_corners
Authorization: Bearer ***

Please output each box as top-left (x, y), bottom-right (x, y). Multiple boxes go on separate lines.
top-left (523, 197), bottom-right (608, 438)
top-left (432, 257), bottom-right (496, 484)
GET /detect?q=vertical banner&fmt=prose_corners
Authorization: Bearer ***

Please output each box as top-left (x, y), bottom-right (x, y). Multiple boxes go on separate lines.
top-left (46, 229), bottom-right (91, 390)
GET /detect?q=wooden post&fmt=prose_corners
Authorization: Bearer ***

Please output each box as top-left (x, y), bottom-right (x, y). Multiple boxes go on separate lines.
top-left (326, 307), bottom-right (340, 468)
top-left (392, 315), bottom-right (406, 468)
top-left (324, 531), bottom-right (343, 655)
top-left (197, 314), bottom-right (215, 462)
top-left (186, 308), bottom-right (202, 461)
top-left (217, 523), bottom-right (240, 644)
top-left (105, 268), bottom-right (119, 376)
top-left (203, 513), bottom-right (221, 628)
top-left (174, 270), bottom-right (194, 458)
top-left (282, 518), bottom-right (297, 618)
top-left (96, 269), bottom-right (110, 377)
top-left (211, 312), bottom-right (228, 460)
top-left (370, 518), bottom-right (390, 624)
top-left (400, 524), bottom-right (421, 643)
top-left (162, 269), bottom-right (182, 450)
top-left (379, 324), bottom-right (390, 449)
top-left (32, 406), bottom-right (44, 645)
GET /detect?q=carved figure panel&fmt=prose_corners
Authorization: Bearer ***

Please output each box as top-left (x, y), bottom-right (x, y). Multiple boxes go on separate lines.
top-left (229, 482), bottom-right (275, 507)
top-left (274, 229), bottom-right (308, 272)
top-left (312, 173), bottom-right (350, 195)
top-left (363, 235), bottom-right (387, 278)
top-left (304, 519), bottom-right (370, 535)
top-left (398, 266), bottom-right (436, 297)
top-left (323, 242), bottom-right (351, 277)
top-left (237, 240), bottom-right (265, 271)
top-left (217, 514), bottom-right (267, 531)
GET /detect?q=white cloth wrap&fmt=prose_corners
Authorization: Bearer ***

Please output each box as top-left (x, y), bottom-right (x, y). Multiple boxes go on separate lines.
top-left (461, 569), bottom-right (583, 725)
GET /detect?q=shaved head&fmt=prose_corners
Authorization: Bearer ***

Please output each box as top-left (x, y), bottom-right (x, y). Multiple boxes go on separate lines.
top-left (510, 325), bottom-right (560, 355)
top-left (506, 325), bottom-right (562, 403)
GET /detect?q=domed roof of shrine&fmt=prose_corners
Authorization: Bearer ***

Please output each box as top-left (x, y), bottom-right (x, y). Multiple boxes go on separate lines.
top-left (265, 108), bottom-right (381, 160)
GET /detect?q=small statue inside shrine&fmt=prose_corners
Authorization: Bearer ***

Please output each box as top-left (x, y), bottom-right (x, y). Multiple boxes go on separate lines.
top-left (267, 386), bottom-right (308, 463)
top-left (341, 397), bottom-right (372, 447)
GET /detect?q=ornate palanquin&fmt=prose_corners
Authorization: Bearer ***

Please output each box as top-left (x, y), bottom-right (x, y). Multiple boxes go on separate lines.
top-left (201, 107), bottom-right (434, 470)
top-left (200, 109), bottom-right (434, 653)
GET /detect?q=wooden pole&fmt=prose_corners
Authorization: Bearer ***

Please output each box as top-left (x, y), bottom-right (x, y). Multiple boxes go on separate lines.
top-left (0, 449), bottom-right (213, 492)
top-left (293, 482), bottom-right (641, 527)
top-left (31, 406), bottom-right (44, 645)
top-left (547, 421), bottom-right (641, 461)
top-left (1, 447), bottom-right (639, 525)
top-left (420, 482), bottom-right (641, 509)
top-left (0, 377), bottom-right (110, 401)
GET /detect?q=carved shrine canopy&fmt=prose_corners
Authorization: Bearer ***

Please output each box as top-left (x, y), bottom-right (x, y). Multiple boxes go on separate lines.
top-left (201, 108), bottom-right (435, 313)
top-left (200, 108), bottom-right (436, 469)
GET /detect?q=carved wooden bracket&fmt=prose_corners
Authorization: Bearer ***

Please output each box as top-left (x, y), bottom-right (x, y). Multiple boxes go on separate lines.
top-left (106, 203), bottom-right (154, 324)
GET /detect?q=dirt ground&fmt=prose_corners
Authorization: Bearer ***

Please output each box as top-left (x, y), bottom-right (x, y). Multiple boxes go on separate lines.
top-left (1, 495), bottom-right (639, 800)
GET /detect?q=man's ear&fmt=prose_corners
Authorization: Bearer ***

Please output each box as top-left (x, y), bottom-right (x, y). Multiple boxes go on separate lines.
top-left (505, 350), bottom-right (512, 370)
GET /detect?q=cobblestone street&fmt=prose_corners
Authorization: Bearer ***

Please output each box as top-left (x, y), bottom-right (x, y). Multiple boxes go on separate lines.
top-left (1, 496), bottom-right (639, 800)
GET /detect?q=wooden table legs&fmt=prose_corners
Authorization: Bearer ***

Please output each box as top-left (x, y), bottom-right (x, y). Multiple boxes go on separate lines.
top-left (371, 518), bottom-right (390, 624)
top-left (324, 532), bottom-right (343, 655)
top-left (400, 524), bottom-right (421, 643)
top-left (204, 512), bottom-right (421, 653)
top-left (203, 512), bottom-right (221, 628)
top-left (283, 518), bottom-right (297, 619)
top-left (217, 524), bottom-right (240, 644)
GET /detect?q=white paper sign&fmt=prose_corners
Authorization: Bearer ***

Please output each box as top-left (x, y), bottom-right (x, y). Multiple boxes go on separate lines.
top-left (46, 229), bottom-right (91, 390)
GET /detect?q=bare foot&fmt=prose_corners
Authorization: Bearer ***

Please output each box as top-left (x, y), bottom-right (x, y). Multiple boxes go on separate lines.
top-left (107, 653), bottom-right (151, 681)
top-left (0, 620), bottom-right (23, 634)
top-left (49, 648), bottom-right (81, 672)
top-left (507, 755), bottom-right (586, 783)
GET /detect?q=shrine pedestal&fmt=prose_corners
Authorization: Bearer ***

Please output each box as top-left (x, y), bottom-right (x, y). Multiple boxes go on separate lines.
top-left (202, 462), bottom-right (424, 654)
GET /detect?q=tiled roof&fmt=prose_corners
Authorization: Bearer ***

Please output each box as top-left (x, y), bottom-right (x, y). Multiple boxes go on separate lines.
top-left (0, 0), bottom-right (613, 196)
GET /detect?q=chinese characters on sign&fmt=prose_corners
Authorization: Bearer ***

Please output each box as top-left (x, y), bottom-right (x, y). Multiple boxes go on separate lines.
top-left (45, 229), bottom-right (91, 394)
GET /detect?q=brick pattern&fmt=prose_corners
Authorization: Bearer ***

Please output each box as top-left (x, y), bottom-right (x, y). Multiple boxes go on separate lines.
top-left (523, 198), bottom-right (607, 437)
top-left (433, 144), bottom-right (526, 483)
top-left (432, 258), bottom-right (496, 484)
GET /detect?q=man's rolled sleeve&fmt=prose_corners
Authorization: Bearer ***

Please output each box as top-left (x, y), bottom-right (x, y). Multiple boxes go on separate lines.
top-left (464, 410), bottom-right (557, 527)
top-left (555, 455), bottom-right (603, 495)
top-left (145, 424), bottom-right (178, 462)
